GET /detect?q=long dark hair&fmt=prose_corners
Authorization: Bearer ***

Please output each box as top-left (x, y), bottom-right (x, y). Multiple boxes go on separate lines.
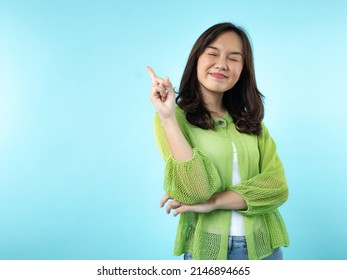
top-left (177, 22), bottom-right (264, 135)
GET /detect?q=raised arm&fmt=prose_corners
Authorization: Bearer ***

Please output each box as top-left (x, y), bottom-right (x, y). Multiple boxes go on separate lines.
top-left (147, 66), bottom-right (222, 204)
top-left (147, 66), bottom-right (192, 161)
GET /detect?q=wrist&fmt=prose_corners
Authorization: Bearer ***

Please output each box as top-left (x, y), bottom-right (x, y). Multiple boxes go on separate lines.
top-left (207, 194), bottom-right (219, 211)
top-left (160, 116), bottom-right (178, 128)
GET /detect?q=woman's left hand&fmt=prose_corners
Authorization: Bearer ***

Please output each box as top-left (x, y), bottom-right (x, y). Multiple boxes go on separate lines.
top-left (160, 194), bottom-right (215, 216)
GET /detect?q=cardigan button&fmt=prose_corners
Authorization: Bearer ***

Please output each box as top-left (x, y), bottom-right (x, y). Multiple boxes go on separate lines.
top-left (215, 119), bottom-right (227, 127)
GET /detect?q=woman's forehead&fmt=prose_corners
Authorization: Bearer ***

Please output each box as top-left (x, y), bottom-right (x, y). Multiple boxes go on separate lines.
top-left (208, 32), bottom-right (243, 53)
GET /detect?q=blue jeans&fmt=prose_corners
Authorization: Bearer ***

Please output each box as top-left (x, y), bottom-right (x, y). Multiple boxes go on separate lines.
top-left (184, 236), bottom-right (283, 260)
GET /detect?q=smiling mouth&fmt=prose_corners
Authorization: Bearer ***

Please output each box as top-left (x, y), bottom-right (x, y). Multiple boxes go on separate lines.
top-left (210, 73), bottom-right (228, 79)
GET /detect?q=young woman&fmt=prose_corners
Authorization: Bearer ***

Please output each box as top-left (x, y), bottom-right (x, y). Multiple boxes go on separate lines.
top-left (147, 22), bottom-right (289, 260)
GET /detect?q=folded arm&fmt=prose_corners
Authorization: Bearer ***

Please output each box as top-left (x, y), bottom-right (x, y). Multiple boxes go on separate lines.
top-left (162, 124), bottom-right (288, 217)
top-left (231, 124), bottom-right (288, 216)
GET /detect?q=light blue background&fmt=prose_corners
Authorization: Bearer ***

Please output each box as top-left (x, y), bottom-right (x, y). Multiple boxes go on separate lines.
top-left (1, 0), bottom-right (346, 260)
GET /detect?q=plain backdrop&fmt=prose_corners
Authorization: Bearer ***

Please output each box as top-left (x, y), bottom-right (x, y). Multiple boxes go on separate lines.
top-left (1, 0), bottom-right (346, 260)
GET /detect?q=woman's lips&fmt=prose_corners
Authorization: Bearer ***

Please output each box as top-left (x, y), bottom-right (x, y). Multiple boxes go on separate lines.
top-left (210, 73), bottom-right (227, 79)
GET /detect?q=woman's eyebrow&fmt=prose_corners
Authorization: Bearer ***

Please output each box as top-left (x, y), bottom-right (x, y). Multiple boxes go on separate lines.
top-left (228, 51), bottom-right (243, 57)
top-left (206, 45), bottom-right (219, 51)
top-left (207, 45), bottom-right (243, 56)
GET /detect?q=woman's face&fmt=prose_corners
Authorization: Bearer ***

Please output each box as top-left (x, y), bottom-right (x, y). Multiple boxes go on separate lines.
top-left (197, 31), bottom-right (244, 96)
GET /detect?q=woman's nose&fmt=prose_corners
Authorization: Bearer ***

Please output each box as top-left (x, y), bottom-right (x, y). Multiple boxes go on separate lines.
top-left (215, 57), bottom-right (228, 70)
top-left (215, 62), bottom-right (227, 70)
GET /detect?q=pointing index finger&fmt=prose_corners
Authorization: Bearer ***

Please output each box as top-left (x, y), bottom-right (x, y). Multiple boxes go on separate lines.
top-left (146, 66), bottom-right (165, 86)
top-left (146, 66), bottom-right (157, 81)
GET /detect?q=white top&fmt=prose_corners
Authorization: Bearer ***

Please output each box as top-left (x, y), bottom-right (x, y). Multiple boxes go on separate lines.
top-left (230, 143), bottom-right (245, 236)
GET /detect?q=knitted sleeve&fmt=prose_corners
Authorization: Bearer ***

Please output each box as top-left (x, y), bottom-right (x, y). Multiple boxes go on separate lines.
top-left (231, 123), bottom-right (288, 216)
top-left (154, 113), bottom-right (222, 204)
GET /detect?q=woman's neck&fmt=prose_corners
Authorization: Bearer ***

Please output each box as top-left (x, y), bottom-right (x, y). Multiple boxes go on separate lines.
top-left (208, 108), bottom-right (227, 118)
top-left (202, 92), bottom-right (226, 118)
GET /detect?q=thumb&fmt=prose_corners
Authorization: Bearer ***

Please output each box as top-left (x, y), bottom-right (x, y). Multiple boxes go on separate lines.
top-left (164, 77), bottom-right (175, 95)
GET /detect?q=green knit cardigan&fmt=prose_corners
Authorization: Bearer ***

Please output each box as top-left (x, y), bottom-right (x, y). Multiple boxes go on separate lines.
top-left (154, 107), bottom-right (289, 260)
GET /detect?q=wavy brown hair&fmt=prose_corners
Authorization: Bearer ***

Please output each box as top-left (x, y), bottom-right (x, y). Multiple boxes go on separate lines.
top-left (177, 22), bottom-right (264, 135)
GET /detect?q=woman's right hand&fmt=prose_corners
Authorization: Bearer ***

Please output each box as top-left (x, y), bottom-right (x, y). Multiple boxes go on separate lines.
top-left (146, 66), bottom-right (176, 120)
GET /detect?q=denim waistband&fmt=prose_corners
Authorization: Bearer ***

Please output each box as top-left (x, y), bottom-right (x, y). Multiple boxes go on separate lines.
top-left (228, 236), bottom-right (246, 249)
top-left (229, 236), bottom-right (246, 242)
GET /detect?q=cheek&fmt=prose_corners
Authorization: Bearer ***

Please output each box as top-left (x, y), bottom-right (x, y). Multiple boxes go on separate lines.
top-left (197, 56), bottom-right (213, 71)
top-left (230, 64), bottom-right (243, 79)
top-left (197, 59), bottom-right (209, 80)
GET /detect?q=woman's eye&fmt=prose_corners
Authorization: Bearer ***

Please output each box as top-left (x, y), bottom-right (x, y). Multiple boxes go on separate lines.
top-left (228, 57), bottom-right (238, 62)
top-left (208, 53), bottom-right (217, 56)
